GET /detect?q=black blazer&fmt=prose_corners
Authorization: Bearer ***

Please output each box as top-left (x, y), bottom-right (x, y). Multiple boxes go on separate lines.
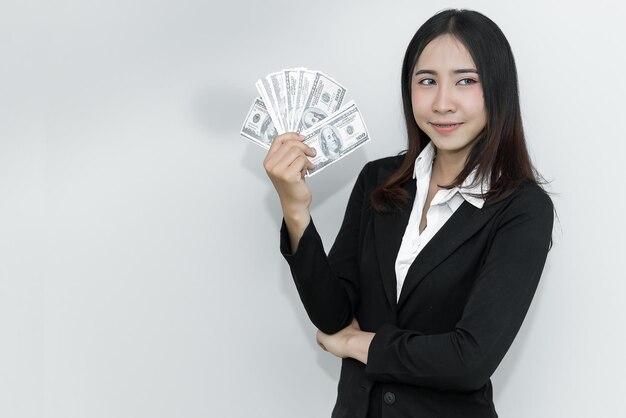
top-left (280, 155), bottom-right (554, 418)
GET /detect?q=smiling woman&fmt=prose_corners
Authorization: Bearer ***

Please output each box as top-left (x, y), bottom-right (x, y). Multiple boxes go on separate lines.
top-left (263, 8), bottom-right (554, 418)
top-left (411, 35), bottom-right (487, 159)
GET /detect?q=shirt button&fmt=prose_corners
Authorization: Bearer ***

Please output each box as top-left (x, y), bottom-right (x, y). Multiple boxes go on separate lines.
top-left (383, 391), bottom-right (396, 405)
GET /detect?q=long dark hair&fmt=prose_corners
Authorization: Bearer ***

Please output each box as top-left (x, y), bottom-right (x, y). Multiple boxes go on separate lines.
top-left (371, 9), bottom-right (544, 212)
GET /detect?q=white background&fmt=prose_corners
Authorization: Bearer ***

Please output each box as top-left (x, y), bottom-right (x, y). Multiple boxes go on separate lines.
top-left (1, 0), bottom-right (625, 417)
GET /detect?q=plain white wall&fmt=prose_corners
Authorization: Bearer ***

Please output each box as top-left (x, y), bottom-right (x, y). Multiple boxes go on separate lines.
top-left (1, 0), bottom-right (625, 417)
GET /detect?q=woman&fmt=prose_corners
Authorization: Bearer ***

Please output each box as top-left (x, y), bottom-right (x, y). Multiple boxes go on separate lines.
top-left (263, 9), bottom-right (554, 418)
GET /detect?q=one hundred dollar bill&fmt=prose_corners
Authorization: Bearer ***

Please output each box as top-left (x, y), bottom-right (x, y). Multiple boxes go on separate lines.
top-left (240, 97), bottom-right (279, 149)
top-left (284, 68), bottom-right (302, 132)
top-left (296, 71), bottom-right (347, 133)
top-left (256, 78), bottom-right (285, 134)
top-left (303, 101), bottom-right (369, 176)
top-left (293, 69), bottom-right (316, 133)
top-left (267, 71), bottom-right (288, 133)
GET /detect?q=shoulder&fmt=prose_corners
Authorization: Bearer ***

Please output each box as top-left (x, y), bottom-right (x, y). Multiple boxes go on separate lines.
top-left (364, 154), bottom-right (405, 171)
top-left (357, 154), bottom-right (406, 186)
top-left (494, 180), bottom-right (555, 229)
top-left (508, 181), bottom-right (553, 211)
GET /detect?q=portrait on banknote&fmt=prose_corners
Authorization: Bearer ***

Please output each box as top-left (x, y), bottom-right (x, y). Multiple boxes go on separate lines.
top-left (319, 125), bottom-right (343, 160)
top-left (301, 108), bottom-right (327, 129)
top-left (260, 117), bottom-right (278, 146)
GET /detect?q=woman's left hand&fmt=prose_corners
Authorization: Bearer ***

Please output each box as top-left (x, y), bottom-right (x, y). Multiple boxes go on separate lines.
top-left (316, 319), bottom-right (375, 364)
top-left (316, 319), bottom-right (361, 358)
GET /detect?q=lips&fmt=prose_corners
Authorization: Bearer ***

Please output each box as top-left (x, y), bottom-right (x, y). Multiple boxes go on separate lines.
top-left (430, 122), bottom-right (463, 127)
top-left (430, 122), bottom-right (463, 133)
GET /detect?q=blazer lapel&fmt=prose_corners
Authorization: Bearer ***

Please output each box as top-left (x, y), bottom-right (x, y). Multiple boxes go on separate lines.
top-left (373, 167), bottom-right (416, 308)
top-left (396, 198), bottom-right (505, 308)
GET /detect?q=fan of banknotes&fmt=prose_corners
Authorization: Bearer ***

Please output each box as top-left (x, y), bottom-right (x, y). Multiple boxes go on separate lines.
top-left (240, 68), bottom-right (370, 176)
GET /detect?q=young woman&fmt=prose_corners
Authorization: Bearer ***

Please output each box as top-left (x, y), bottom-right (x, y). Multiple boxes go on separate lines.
top-left (263, 9), bottom-right (554, 418)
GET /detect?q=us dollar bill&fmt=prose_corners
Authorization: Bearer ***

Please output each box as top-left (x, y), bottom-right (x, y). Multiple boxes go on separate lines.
top-left (256, 78), bottom-right (285, 134)
top-left (303, 101), bottom-right (369, 176)
top-left (267, 71), bottom-right (288, 132)
top-left (284, 68), bottom-right (302, 132)
top-left (296, 71), bottom-right (347, 133)
top-left (293, 69), bottom-right (316, 133)
top-left (240, 97), bottom-right (279, 149)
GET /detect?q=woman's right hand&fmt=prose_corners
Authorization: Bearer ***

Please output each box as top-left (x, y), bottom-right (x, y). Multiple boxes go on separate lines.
top-left (263, 132), bottom-right (317, 251)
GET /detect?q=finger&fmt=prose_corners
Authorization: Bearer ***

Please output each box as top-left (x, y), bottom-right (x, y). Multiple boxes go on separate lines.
top-left (288, 134), bottom-right (316, 158)
top-left (316, 331), bottom-right (328, 351)
top-left (270, 132), bottom-right (302, 150)
top-left (265, 141), bottom-right (314, 173)
top-left (274, 136), bottom-right (313, 159)
top-left (266, 132), bottom-right (304, 160)
top-left (292, 155), bottom-right (317, 181)
top-left (279, 154), bottom-right (310, 183)
top-left (267, 133), bottom-right (317, 165)
top-left (264, 133), bottom-right (299, 169)
top-left (275, 148), bottom-right (311, 174)
top-left (299, 158), bottom-right (315, 178)
top-left (294, 137), bottom-right (317, 157)
top-left (269, 140), bottom-right (309, 165)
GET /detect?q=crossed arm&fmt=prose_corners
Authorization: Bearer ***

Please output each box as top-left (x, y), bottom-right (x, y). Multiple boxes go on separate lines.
top-left (281, 175), bottom-right (554, 391)
top-left (265, 133), bottom-right (554, 391)
top-left (316, 318), bottom-right (374, 364)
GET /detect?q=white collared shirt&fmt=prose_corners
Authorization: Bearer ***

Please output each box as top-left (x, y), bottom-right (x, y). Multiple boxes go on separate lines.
top-left (394, 141), bottom-right (489, 301)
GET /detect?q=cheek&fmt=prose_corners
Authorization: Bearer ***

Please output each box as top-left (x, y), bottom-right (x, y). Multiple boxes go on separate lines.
top-left (411, 91), bottom-right (429, 119)
top-left (467, 89), bottom-right (486, 114)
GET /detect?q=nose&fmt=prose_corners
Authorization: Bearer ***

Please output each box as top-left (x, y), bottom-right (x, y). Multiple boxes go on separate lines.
top-left (432, 83), bottom-right (456, 113)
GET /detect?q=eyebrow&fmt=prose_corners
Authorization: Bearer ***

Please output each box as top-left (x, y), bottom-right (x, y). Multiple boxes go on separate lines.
top-left (414, 69), bottom-right (478, 75)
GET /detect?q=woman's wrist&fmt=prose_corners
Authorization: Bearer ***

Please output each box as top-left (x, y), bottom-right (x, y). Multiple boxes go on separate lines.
top-left (282, 202), bottom-right (310, 223)
top-left (346, 330), bottom-right (375, 364)
top-left (282, 204), bottom-right (311, 253)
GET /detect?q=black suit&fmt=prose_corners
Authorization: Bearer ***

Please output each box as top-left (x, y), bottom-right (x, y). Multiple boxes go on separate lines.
top-left (280, 155), bottom-right (554, 418)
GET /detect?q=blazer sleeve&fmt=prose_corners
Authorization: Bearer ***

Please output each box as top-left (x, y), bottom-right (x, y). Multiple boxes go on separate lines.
top-left (365, 184), bottom-right (555, 392)
top-left (279, 162), bottom-right (371, 334)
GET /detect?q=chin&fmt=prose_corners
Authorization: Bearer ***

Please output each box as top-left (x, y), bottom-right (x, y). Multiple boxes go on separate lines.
top-left (430, 137), bottom-right (476, 155)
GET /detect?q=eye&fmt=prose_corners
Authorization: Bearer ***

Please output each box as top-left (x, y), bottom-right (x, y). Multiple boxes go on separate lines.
top-left (417, 78), bottom-right (436, 86)
top-left (458, 78), bottom-right (478, 86)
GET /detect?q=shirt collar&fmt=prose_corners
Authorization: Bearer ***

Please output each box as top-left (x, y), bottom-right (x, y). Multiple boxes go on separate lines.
top-left (412, 141), bottom-right (489, 209)
top-left (412, 141), bottom-right (437, 180)
top-left (459, 168), bottom-right (489, 209)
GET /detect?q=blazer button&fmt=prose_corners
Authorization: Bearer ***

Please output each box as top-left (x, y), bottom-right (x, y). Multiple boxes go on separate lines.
top-left (383, 391), bottom-right (396, 405)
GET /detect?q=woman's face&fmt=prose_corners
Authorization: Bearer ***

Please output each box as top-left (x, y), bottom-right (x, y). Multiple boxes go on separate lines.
top-left (411, 34), bottom-right (487, 158)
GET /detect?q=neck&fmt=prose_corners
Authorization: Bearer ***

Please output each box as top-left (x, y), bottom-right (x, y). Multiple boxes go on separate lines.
top-left (431, 148), bottom-right (469, 185)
